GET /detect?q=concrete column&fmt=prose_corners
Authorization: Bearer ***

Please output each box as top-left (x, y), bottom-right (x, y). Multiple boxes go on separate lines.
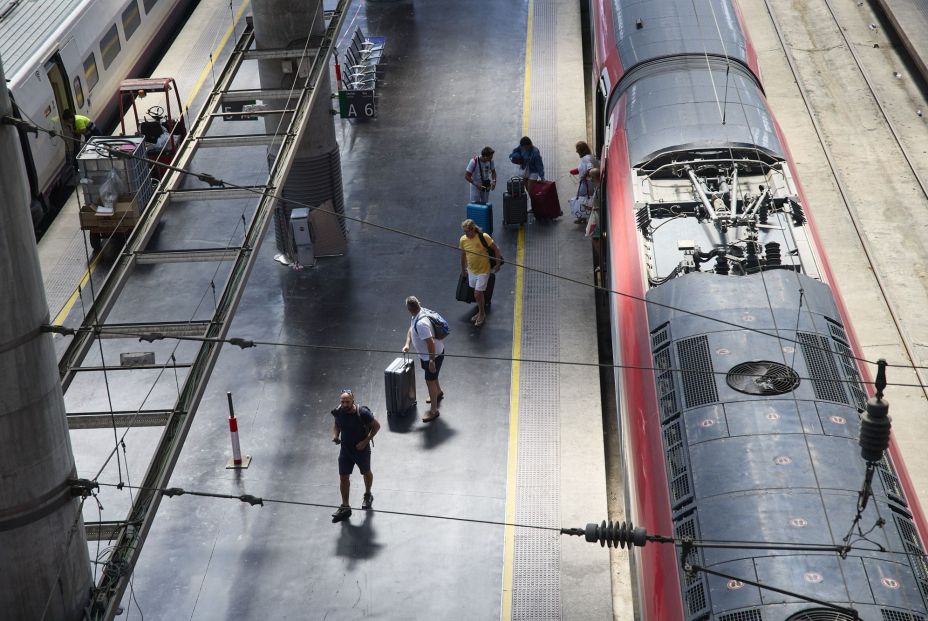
top-left (252, 0), bottom-right (346, 262)
top-left (0, 57), bottom-right (92, 619)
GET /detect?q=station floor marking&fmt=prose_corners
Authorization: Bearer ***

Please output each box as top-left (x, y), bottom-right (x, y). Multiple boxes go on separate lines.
top-left (51, 1), bottom-right (252, 327)
top-left (501, 1), bottom-right (534, 617)
top-left (184, 0), bottom-right (251, 110)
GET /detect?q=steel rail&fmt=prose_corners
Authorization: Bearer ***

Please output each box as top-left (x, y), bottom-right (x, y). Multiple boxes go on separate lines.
top-left (760, 0), bottom-right (928, 403)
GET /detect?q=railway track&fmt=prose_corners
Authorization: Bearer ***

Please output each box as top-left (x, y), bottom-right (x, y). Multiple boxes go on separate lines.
top-left (755, 0), bottom-right (928, 401)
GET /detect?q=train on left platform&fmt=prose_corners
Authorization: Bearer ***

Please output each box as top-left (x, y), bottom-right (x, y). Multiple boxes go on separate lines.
top-left (0, 0), bottom-right (194, 233)
top-left (590, 0), bottom-right (928, 619)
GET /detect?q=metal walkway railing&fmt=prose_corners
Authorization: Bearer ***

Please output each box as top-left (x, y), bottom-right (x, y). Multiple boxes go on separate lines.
top-left (52, 3), bottom-right (353, 618)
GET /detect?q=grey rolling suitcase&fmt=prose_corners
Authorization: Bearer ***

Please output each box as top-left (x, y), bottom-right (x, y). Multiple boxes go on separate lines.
top-left (503, 191), bottom-right (528, 226)
top-left (385, 356), bottom-right (416, 415)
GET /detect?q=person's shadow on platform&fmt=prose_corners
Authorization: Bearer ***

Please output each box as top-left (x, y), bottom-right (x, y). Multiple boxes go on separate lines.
top-left (334, 510), bottom-right (383, 569)
top-left (421, 416), bottom-right (456, 450)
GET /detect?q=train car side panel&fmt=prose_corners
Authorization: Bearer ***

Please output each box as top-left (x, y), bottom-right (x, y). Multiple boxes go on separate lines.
top-left (605, 100), bottom-right (686, 621)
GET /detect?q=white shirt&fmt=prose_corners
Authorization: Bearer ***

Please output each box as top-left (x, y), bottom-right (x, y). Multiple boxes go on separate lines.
top-left (466, 156), bottom-right (495, 203)
top-left (410, 313), bottom-right (445, 362)
top-left (577, 154), bottom-right (596, 197)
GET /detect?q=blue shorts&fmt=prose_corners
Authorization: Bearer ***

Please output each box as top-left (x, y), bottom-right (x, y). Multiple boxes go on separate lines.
top-left (338, 449), bottom-right (371, 475)
top-left (421, 354), bottom-right (444, 381)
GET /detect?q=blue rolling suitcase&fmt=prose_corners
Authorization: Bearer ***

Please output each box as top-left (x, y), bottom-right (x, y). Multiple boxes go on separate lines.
top-left (467, 202), bottom-right (493, 235)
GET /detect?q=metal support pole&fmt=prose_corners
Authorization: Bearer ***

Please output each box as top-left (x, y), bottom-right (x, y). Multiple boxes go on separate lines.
top-left (0, 54), bottom-right (92, 620)
top-left (252, 0), bottom-right (346, 263)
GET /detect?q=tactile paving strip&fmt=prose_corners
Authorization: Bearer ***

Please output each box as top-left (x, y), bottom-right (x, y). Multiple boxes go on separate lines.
top-left (42, 232), bottom-right (92, 321)
top-left (512, 0), bottom-right (561, 618)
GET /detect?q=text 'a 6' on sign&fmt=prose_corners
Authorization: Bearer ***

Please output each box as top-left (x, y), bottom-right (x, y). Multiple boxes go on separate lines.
top-left (338, 90), bottom-right (376, 119)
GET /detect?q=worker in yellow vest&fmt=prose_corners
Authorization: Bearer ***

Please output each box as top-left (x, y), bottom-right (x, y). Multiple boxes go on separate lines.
top-left (61, 109), bottom-right (101, 142)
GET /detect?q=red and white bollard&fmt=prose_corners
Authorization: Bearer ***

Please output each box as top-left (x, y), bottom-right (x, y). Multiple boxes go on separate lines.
top-left (226, 391), bottom-right (251, 469)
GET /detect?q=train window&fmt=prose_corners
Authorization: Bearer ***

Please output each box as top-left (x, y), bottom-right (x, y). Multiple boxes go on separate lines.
top-left (83, 54), bottom-right (99, 90)
top-left (142, 0), bottom-right (158, 13)
top-left (73, 76), bottom-right (85, 108)
top-left (122, 1), bottom-right (141, 40)
top-left (100, 24), bottom-right (122, 70)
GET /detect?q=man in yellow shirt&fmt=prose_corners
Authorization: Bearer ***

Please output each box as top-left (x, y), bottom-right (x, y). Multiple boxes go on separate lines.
top-left (61, 109), bottom-right (100, 142)
top-left (459, 218), bottom-right (503, 327)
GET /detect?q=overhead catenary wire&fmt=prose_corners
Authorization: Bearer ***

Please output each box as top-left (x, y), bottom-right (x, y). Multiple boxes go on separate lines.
top-left (5, 2), bottom-right (920, 616)
top-left (82, 480), bottom-right (892, 620)
top-left (9, 9), bottom-right (928, 604)
top-left (43, 325), bottom-right (928, 391)
top-left (86, 479), bottom-right (922, 565)
top-left (7, 114), bottom-right (926, 380)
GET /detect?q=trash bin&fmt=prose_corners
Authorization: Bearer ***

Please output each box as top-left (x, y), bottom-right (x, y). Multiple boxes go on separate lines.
top-left (289, 207), bottom-right (315, 267)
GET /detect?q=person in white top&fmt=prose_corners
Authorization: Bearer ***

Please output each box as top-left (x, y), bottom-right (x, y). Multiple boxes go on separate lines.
top-left (402, 296), bottom-right (445, 422)
top-left (464, 146), bottom-right (497, 204)
top-left (569, 140), bottom-right (598, 223)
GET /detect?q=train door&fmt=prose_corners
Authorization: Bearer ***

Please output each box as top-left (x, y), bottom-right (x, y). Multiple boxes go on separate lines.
top-left (45, 55), bottom-right (74, 123)
top-left (594, 69), bottom-right (609, 158)
top-left (44, 48), bottom-right (76, 159)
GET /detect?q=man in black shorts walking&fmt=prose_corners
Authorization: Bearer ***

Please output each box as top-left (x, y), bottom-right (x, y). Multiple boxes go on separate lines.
top-left (331, 389), bottom-right (380, 522)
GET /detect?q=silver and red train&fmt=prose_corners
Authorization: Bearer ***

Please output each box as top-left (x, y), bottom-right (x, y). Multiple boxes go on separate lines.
top-left (591, 1), bottom-right (928, 618)
top-left (0, 0), bottom-right (193, 230)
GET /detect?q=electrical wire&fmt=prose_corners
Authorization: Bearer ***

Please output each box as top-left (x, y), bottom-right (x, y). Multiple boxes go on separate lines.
top-left (90, 480), bottom-right (923, 561)
top-left (46, 326), bottom-right (928, 391)
top-left (8, 113), bottom-right (926, 379)
top-left (6, 9), bottom-right (924, 613)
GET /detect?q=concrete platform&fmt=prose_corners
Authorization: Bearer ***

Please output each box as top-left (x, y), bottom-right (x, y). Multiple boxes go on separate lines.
top-left (54, 0), bottom-right (614, 618)
top-left (874, 0), bottom-right (928, 86)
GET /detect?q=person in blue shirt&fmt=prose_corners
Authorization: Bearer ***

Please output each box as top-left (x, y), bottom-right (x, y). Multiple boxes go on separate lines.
top-left (509, 136), bottom-right (545, 192)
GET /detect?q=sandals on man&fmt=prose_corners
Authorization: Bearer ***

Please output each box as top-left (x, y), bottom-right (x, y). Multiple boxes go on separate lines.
top-left (422, 411), bottom-right (440, 423)
top-left (426, 392), bottom-right (445, 404)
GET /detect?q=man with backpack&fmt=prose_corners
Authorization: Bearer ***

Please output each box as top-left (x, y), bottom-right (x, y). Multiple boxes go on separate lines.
top-left (402, 296), bottom-right (448, 422)
top-left (459, 219), bottom-right (504, 327)
top-left (330, 389), bottom-right (380, 522)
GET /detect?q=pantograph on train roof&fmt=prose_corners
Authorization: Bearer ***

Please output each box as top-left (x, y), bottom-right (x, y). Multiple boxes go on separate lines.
top-left (632, 149), bottom-right (820, 285)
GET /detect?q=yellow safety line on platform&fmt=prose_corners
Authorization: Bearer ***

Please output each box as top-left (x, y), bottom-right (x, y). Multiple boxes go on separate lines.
top-left (51, 252), bottom-right (103, 325)
top-left (52, 1), bottom-right (251, 326)
top-left (185, 0), bottom-right (251, 109)
top-left (501, 1), bottom-right (533, 617)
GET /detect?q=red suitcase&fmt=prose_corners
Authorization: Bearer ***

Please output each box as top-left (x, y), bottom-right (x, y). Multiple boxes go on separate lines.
top-left (528, 180), bottom-right (562, 219)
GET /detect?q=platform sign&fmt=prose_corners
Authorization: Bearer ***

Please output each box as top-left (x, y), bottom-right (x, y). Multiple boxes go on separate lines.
top-left (222, 100), bottom-right (258, 121)
top-left (338, 90), bottom-right (376, 119)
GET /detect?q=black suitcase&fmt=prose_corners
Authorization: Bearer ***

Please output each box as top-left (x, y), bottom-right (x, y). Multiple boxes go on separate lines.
top-left (455, 272), bottom-right (495, 306)
top-left (506, 176), bottom-right (525, 197)
top-left (503, 191), bottom-right (528, 226)
top-left (385, 356), bottom-right (416, 415)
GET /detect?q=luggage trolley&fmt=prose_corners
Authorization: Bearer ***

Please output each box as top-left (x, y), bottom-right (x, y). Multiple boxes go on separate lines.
top-left (76, 136), bottom-right (154, 251)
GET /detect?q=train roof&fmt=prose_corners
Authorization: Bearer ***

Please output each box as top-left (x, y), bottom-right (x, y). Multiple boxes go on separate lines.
top-left (609, 0), bottom-right (750, 72)
top-left (620, 59), bottom-right (784, 167)
top-left (0, 0), bottom-right (86, 80)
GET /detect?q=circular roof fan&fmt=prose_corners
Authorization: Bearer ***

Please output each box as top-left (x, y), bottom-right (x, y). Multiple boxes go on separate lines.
top-left (785, 610), bottom-right (857, 621)
top-left (726, 361), bottom-right (800, 395)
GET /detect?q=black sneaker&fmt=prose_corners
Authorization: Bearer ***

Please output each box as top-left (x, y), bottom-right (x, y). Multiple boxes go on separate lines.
top-left (362, 492), bottom-right (374, 510)
top-left (332, 505), bottom-right (352, 522)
